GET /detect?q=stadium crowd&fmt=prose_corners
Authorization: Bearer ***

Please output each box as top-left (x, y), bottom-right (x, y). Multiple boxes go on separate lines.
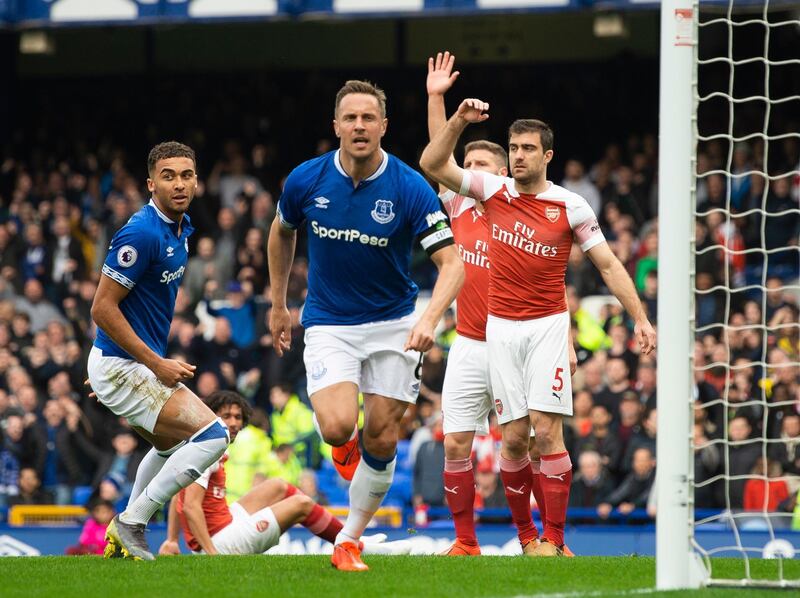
top-left (0, 76), bottom-right (798, 529)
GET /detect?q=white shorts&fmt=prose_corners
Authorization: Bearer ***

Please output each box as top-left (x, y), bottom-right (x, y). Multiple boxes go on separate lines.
top-left (208, 502), bottom-right (281, 555)
top-left (441, 335), bottom-right (493, 436)
top-left (87, 346), bottom-right (183, 433)
top-left (486, 311), bottom-right (573, 424)
top-left (303, 314), bottom-right (422, 404)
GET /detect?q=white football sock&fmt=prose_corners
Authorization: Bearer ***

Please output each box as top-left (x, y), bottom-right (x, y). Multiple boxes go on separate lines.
top-left (121, 419), bottom-right (229, 526)
top-left (335, 452), bottom-right (395, 545)
top-left (127, 442), bottom-right (185, 506)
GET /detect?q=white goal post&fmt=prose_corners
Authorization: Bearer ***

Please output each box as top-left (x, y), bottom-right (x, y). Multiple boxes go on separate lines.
top-left (656, 0), bottom-right (703, 590)
top-left (657, 0), bottom-right (800, 590)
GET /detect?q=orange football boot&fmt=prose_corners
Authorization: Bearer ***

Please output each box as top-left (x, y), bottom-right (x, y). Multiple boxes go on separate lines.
top-left (439, 540), bottom-right (481, 556)
top-left (331, 435), bottom-right (361, 481)
top-left (331, 542), bottom-right (369, 572)
top-left (563, 544), bottom-right (575, 557)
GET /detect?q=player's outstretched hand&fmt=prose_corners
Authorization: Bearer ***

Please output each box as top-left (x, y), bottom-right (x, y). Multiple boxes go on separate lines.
top-left (269, 306), bottom-right (292, 357)
top-left (634, 319), bottom-right (657, 355)
top-left (158, 539), bottom-right (181, 556)
top-left (404, 320), bottom-right (436, 353)
top-left (456, 98), bottom-right (489, 124)
top-left (427, 51), bottom-right (459, 96)
top-left (153, 358), bottom-right (196, 387)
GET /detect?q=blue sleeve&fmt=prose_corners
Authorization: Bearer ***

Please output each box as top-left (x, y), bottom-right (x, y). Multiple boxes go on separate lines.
top-left (102, 225), bottom-right (154, 290)
top-left (405, 172), bottom-right (455, 255)
top-left (276, 167), bottom-right (307, 230)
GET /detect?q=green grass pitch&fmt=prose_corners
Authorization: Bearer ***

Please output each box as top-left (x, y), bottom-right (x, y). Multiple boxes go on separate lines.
top-left (1, 555), bottom-right (798, 597)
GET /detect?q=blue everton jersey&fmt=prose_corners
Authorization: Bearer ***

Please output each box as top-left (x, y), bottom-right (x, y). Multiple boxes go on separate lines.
top-left (94, 200), bottom-right (194, 360)
top-left (278, 149), bottom-right (454, 328)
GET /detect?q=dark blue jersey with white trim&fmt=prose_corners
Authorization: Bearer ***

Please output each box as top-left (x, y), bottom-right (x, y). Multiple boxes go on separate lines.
top-left (277, 150), bottom-right (453, 328)
top-left (94, 200), bottom-right (194, 360)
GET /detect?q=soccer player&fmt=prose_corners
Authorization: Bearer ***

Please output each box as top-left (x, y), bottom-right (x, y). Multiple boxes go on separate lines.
top-left (420, 100), bottom-right (656, 556)
top-left (87, 142), bottom-right (230, 561)
top-left (158, 391), bottom-right (409, 556)
top-left (425, 53), bottom-right (575, 557)
top-left (269, 80), bottom-right (464, 571)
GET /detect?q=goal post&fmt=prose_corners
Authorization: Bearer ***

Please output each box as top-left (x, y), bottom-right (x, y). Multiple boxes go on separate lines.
top-left (656, 0), bottom-right (704, 590)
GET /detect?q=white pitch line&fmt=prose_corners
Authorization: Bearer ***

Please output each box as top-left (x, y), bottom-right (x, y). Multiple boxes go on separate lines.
top-left (506, 588), bottom-right (677, 598)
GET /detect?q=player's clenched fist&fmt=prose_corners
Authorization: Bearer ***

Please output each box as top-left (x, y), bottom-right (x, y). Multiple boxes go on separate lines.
top-left (152, 358), bottom-right (196, 387)
top-left (404, 320), bottom-right (436, 353)
top-left (634, 319), bottom-right (657, 355)
top-left (269, 306), bottom-right (292, 357)
top-left (456, 98), bottom-right (490, 123)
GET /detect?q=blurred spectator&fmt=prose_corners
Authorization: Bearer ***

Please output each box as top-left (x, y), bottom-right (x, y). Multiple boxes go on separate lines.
top-left (693, 423), bottom-right (722, 508)
top-left (13, 279), bottom-right (67, 333)
top-left (569, 451), bottom-right (615, 508)
top-left (38, 399), bottom-right (85, 504)
top-left (184, 236), bottom-right (222, 306)
top-left (562, 159), bottom-right (601, 215)
top-left (475, 464), bottom-right (507, 513)
top-left (66, 499), bottom-right (115, 555)
top-left (7, 467), bottom-right (53, 506)
top-left (728, 416), bottom-right (763, 509)
top-left (269, 383), bottom-right (316, 467)
top-left (743, 458), bottom-right (790, 512)
top-left (205, 282), bottom-right (257, 349)
top-left (271, 443), bottom-right (302, 485)
top-left (225, 407), bottom-right (278, 503)
top-left (576, 404), bottom-right (622, 476)
top-left (597, 447), bottom-right (656, 518)
top-left (768, 414), bottom-right (800, 478)
top-left (569, 390), bottom-right (593, 439)
top-left (621, 407), bottom-right (657, 474)
top-left (90, 429), bottom-right (141, 493)
top-left (593, 358), bottom-right (632, 422)
top-left (606, 324), bottom-right (639, 379)
top-left (413, 417), bottom-right (445, 509)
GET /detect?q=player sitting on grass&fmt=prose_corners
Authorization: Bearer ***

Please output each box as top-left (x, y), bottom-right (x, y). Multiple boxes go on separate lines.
top-left (159, 390), bottom-right (409, 556)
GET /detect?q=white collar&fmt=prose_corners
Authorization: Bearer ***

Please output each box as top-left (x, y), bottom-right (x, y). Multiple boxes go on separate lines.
top-left (333, 149), bottom-right (389, 182)
top-left (149, 198), bottom-right (176, 223)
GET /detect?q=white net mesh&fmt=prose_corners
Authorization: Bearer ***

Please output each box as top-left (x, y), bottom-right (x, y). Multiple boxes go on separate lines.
top-left (691, 0), bottom-right (800, 587)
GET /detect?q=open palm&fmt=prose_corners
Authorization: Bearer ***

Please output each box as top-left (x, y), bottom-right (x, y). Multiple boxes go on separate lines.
top-left (427, 51), bottom-right (460, 96)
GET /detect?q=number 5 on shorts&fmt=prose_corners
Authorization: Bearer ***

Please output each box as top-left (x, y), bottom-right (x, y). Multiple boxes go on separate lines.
top-left (552, 367), bottom-right (564, 392)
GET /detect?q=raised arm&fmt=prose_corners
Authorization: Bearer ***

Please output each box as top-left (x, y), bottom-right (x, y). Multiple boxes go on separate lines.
top-left (420, 98), bottom-right (489, 193)
top-left (268, 216), bottom-right (297, 357)
top-left (427, 52), bottom-right (461, 195)
top-left (585, 242), bottom-right (656, 354)
top-left (404, 244), bottom-right (464, 353)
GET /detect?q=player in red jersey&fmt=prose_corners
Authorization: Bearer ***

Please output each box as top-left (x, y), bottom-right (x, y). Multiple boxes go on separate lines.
top-left (159, 391), bottom-right (408, 556)
top-left (420, 99), bottom-right (656, 556)
top-left (425, 53), bottom-right (576, 557)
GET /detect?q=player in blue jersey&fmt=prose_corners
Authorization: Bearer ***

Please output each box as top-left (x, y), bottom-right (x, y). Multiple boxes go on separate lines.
top-left (87, 142), bottom-right (230, 561)
top-left (268, 80), bottom-right (464, 571)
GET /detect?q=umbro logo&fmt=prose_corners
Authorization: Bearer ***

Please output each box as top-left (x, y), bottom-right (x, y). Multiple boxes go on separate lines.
top-left (166, 246), bottom-right (174, 257)
top-left (314, 196), bottom-right (330, 209)
top-left (505, 485), bottom-right (525, 495)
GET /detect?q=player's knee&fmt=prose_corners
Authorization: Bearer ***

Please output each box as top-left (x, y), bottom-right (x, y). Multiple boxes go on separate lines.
top-left (362, 429), bottom-right (397, 459)
top-left (444, 434), bottom-right (471, 460)
top-left (293, 494), bottom-right (314, 517)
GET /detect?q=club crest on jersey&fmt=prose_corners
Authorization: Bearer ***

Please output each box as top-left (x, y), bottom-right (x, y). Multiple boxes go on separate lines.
top-left (494, 398), bottom-right (504, 415)
top-left (310, 360), bottom-right (327, 381)
top-left (545, 206), bottom-right (561, 223)
top-left (371, 199), bottom-right (395, 224)
top-left (117, 245), bottom-right (137, 268)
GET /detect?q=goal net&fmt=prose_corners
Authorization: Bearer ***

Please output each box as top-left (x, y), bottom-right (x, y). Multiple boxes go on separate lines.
top-left (657, 0), bottom-right (799, 590)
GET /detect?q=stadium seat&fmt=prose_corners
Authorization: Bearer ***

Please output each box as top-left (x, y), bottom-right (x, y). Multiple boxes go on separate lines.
top-left (71, 486), bottom-right (93, 506)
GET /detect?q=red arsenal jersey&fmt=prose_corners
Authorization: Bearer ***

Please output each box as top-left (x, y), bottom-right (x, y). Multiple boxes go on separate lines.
top-left (441, 190), bottom-right (491, 341)
top-left (175, 454), bottom-right (233, 551)
top-left (461, 172), bottom-right (605, 321)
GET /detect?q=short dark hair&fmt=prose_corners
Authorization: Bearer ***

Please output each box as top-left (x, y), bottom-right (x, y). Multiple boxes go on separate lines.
top-left (335, 80), bottom-right (387, 118)
top-left (464, 140), bottom-right (508, 169)
top-left (147, 141), bottom-right (196, 175)
top-left (508, 119), bottom-right (554, 152)
top-left (205, 390), bottom-right (252, 427)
